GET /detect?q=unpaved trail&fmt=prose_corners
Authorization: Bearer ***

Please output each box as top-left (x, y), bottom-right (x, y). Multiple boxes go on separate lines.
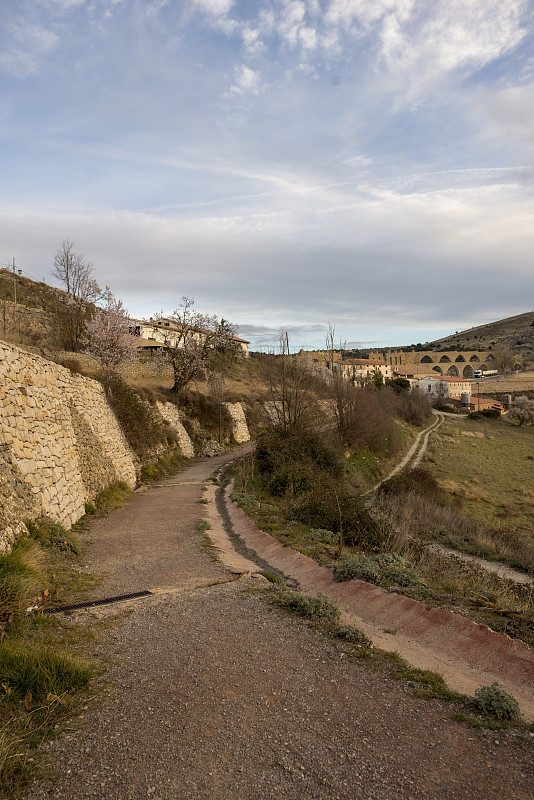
top-left (24, 451), bottom-right (533, 800)
top-left (366, 412), bottom-right (532, 586)
top-left (366, 411), bottom-right (445, 495)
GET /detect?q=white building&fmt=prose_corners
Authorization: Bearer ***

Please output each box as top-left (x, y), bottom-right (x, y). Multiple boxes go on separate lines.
top-left (129, 318), bottom-right (250, 357)
top-left (416, 375), bottom-right (472, 401)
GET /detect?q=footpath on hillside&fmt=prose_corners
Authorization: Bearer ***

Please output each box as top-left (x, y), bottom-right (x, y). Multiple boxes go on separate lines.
top-left (24, 448), bottom-right (533, 800)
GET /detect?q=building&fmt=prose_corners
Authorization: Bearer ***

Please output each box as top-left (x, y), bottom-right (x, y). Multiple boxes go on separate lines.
top-left (333, 358), bottom-right (392, 384)
top-left (416, 375), bottom-right (472, 401)
top-left (129, 318), bottom-right (250, 357)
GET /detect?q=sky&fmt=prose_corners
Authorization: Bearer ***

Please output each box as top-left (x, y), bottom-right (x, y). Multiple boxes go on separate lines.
top-left (1, 0), bottom-right (533, 351)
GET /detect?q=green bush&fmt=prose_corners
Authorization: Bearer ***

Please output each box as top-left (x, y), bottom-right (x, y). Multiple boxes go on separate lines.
top-left (255, 426), bottom-right (343, 499)
top-left (273, 590), bottom-right (341, 624)
top-left (472, 682), bottom-right (521, 721)
top-left (332, 624), bottom-right (371, 646)
top-left (307, 529), bottom-right (338, 545)
top-left (333, 552), bottom-right (421, 587)
top-left (380, 565), bottom-right (421, 587)
top-left (27, 518), bottom-right (81, 555)
top-left (333, 554), bottom-right (381, 584)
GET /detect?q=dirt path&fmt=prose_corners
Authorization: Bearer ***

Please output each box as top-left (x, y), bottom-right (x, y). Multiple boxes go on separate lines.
top-left (366, 411), bottom-right (445, 495)
top-left (24, 452), bottom-right (533, 800)
top-left (366, 412), bottom-right (532, 586)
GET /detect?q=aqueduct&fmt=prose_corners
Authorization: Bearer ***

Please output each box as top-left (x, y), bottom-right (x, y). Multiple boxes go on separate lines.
top-left (368, 349), bottom-right (498, 379)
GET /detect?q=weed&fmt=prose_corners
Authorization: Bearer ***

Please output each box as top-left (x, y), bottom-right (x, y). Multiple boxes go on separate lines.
top-left (195, 520), bottom-right (211, 532)
top-left (0, 642), bottom-right (91, 705)
top-left (26, 519), bottom-right (81, 556)
top-left (0, 540), bottom-right (46, 623)
top-left (198, 535), bottom-right (220, 563)
top-left (331, 624), bottom-right (371, 647)
top-left (259, 571), bottom-right (282, 584)
top-left (272, 590), bottom-right (341, 625)
top-left (472, 682), bottom-right (521, 721)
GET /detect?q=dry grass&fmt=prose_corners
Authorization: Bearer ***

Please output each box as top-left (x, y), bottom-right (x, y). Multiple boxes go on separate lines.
top-left (425, 416), bottom-right (534, 534)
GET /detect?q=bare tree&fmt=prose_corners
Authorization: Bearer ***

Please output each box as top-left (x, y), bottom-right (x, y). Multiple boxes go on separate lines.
top-left (51, 239), bottom-right (103, 350)
top-left (493, 348), bottom-right (519, 374)
top-left (152, 297), bottom-right (238, 393)
top-left (259, 332), bottom-right (319, 432)
top-left (81, 292), bottom-right (138, 375)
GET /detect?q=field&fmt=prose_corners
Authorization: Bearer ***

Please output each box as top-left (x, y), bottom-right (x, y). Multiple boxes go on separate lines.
top-left (424, 416), bottom-right (534, 535)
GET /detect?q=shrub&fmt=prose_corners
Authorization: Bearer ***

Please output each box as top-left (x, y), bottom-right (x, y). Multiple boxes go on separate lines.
top-left (378, 467), bottom-right (441, 500)
top-left (472, 683), bottom-right (521, 721)
top-left (333, 552), bottom-right (421, 587)
top-left (100, 374), bottom-right (177, 458)
top-left (291, 485), bottom-right (382, 550)
top-left (307, 529), bottom-right (338, 545)
top-left (332, 624), bottom-right (371, 646)
top-left (273, 590), bottom-right (341, 624)
top-left (380, 565), bottom-right (421, 587)
top-left (396, 389), bottom-right (432, 425)
top-left (255, 426), bottom-right (343, 498)
top-left (27, 518), bottom-right (81, 555)
top-left (333, 554), bottom-right (381, 584)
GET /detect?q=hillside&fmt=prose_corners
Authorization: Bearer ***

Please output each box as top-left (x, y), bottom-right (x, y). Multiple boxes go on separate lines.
top-left (426, 311), bottom-right (534, 355)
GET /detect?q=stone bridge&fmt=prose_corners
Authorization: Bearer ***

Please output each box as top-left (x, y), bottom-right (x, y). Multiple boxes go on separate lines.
top-left (369, 349), bottom-right (500, 379)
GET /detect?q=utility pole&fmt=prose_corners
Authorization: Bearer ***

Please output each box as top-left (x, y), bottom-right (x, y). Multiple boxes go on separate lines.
top-left (12, 258), bottom-right (16, 307)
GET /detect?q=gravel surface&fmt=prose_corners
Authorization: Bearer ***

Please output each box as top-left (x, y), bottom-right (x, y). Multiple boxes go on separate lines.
top-left (23, 452), bottom-right (534, 800)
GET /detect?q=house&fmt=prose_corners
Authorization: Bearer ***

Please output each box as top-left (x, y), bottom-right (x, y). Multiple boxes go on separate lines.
top-left (391, 364), bottom-right (437, 382)
top-left (415, 375), bottom-right (472, 401)
top-left (129, 318), bottom-right (250, 357)
top-left (333, 358), bottom-right (392, 384)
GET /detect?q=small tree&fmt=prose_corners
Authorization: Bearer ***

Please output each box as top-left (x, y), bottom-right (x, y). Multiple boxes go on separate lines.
top-left (509, 396), bottom-right (534, 426)
top-left (152, 297), bottom-right (238, 393)
top-left (51, 239), bottom-right (103, 350)
top-left (81, 293), bottom-right (138, 375)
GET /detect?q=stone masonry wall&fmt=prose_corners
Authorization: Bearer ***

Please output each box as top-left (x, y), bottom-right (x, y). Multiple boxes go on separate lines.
top-left (224, 402), bottom-right (250, 443)
top-left (0, 340), bottom-right (196, 553)
top-left (155, 401), bottom-right (195, 458)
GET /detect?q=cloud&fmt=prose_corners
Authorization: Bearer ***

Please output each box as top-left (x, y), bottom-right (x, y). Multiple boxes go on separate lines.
top-left (226, 64), bottom-right (262, 96)
top-left (485, 84), bottom-right (534, 150)
top-left (0, 19), bottom-right (59, 77)
top-left (191, 0), bottom-right (235, 16)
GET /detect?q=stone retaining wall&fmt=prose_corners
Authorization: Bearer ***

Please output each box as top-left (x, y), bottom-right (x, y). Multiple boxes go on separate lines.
top-left (0, 340), bottom-right (196, 552)
top-left (224, 402), bottom-right (250, 443)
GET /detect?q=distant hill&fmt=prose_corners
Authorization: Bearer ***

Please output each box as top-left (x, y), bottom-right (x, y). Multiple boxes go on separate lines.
top-left (420, 312), bottom-right (534, 356)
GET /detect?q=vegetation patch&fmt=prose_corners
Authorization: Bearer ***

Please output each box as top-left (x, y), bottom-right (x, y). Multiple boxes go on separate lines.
top-left (0, 535), bottom-right (95, 797)
top-left (333, 552), bottom-right (421, 588)
top-left (471, 682), bottom-right (521, 722)
top-left (272, 589), bottom-right (341, 625)
top-left (100, 373), bottom-right (177, 459)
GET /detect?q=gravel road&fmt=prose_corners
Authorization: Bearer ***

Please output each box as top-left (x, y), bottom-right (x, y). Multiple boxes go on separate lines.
top-left (23, 451), bottom-right (533, 800)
